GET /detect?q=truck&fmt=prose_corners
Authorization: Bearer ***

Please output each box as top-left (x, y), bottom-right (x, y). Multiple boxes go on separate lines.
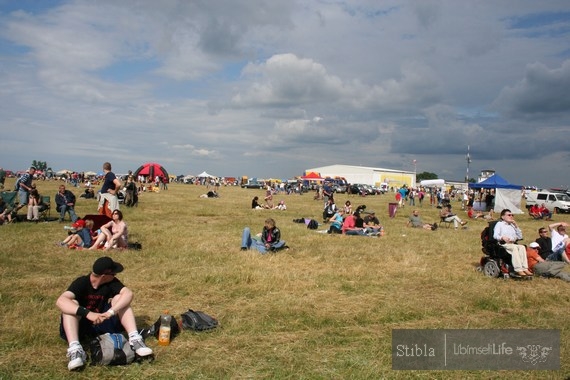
top-left (525, 191), bottom-right (570, 214)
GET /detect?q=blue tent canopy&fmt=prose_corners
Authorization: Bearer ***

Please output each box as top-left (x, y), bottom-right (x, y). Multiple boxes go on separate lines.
top-left (468, 174), bottom-right (522, 190)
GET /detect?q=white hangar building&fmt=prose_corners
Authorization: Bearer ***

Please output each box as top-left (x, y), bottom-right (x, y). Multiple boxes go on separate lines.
top-left (305, 164), bottom-right (416, 188)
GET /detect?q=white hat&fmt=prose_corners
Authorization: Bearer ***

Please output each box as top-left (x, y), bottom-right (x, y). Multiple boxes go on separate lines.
top-left (529, 242), bottom-right (540, 249)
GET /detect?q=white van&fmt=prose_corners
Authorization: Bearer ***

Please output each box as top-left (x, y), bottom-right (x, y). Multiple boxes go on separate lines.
top-left (525, 191), bottom-right (570, 214)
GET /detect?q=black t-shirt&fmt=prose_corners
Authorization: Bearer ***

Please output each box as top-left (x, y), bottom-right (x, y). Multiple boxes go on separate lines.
top-left (535, 237), bottom-right (553, 260)
top-left (101, 172), bottom-right (117, 194)
top-left (355, 216), bottom-right (365, 228)
top-left (67, 275), bottom-right (124, 313)
top-left (363, 215), bottom-right (380, 225)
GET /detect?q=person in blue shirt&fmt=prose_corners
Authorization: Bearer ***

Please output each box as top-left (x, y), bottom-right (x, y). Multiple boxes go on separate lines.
top-left (328, 209), bottom-right (345, 234)
top-left (58, 219), bottom-right (93, 249)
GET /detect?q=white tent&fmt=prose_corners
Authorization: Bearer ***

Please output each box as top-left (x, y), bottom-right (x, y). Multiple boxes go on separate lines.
top-left (197, 171), bottom-right (214, 178)
top-left (469, 174), bottom-right (524, 214)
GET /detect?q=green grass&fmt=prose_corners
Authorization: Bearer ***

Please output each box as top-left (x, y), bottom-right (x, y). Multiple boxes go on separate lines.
top-left (0, 179), bottom-right (569, 379)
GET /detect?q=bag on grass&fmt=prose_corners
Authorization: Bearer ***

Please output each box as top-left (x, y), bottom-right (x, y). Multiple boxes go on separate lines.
top-left (140, 314), bottom-right (181, 340)
top-left (152, 314), bottom-right (181, 339)
top-left (307, 219), bottom-right (319, 230)
top-left (127, 241), bottom-right (142, 250)
top-left (89, 333), bottom-right (135, 366)
top-left (180, 309), bottom-right (219, 331)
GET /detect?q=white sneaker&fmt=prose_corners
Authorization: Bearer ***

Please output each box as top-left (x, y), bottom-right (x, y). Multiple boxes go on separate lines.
top-left (67, 345), bottom-right (86, 371)
top-left (130, 337), bottom-right (153, 357)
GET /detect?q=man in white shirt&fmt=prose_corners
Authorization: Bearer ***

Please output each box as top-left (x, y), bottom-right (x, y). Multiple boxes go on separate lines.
top-left (493, 209), bottom-right (533, 277)
top-left (547, 222), bottom-right (570, 263)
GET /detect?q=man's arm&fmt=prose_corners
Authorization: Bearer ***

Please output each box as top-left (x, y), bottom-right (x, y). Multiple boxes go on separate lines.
top-left (107, 178), bottom-right (122, 195)
top-left (549, 222), bottom-right (568, 231)
top-left (56, 290), bottom-right (81, 315)
top-left (110, 286), bottom-right (134, 313)
top-left (68, 191), bottom-right (76, 204)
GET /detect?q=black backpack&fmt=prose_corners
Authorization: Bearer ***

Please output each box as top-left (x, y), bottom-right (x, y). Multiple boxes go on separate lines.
top-left (180, 309), bottom-right (219, 331)
top-left (481, 221), bottom-right (498, 253)
top-left (139, 314), bottom-right (181, 340)
top-left (307, 219), bottom-right (319, 230)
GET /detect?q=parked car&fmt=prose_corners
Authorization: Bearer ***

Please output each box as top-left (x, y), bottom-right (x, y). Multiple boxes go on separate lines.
top-left (349, 183), bottom-right (373, 195)
top-left (241, 181), bottom-right (265, 189)
top-left (331, 184), bottom-right (347, 193)
top-left (525, 191), bottom-right (570, 214)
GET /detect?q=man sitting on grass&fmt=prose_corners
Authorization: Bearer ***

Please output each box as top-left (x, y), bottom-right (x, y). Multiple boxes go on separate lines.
top-left (527, 242), bottom-right (570, 281)
top-left (406, 210), bottom-right (437, 231)
top-left (56, 257), bottom-right (153, 371)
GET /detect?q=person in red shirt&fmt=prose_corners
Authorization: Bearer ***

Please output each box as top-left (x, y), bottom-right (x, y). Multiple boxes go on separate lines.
top-left (529, 204), bottom-right (542, 219)
top-left (526, 242), bottom-right (570, 281)
top-left (538, 203), bottom-right (552, 220)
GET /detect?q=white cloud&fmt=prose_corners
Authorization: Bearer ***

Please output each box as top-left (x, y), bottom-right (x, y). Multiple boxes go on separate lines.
top-left (0, 0), bottom-right (569, 186)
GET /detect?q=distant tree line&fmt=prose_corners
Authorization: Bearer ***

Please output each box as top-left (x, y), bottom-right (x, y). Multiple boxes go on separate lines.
top-left (31, 160), bottom-right (50, 171)
top-left (416, 171), bottom-right (438, 181)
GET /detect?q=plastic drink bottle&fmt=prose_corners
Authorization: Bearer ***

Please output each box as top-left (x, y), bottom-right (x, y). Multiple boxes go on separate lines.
top-left (158, 310), bottom-right (172, 346)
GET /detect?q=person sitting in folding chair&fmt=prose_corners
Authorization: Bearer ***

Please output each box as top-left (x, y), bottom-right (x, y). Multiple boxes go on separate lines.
top-left (440, 205), bottom-right (468, 230)
top-left (0, 197), bottom-right (13, 224)
top-left (27, 186), bottom-right (41, 222)
top-left (56, 185), bottom-right (78, 223)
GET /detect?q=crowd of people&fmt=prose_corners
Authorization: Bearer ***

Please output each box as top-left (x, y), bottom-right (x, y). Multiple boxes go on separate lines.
top-left (491, 210), bottom-right (570, 280)
top-left (3, 166), bottom-right (570, 371)
top-left (317, 195), bottom-right (384, 237)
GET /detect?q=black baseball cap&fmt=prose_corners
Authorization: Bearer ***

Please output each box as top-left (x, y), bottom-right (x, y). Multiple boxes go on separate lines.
top-left (93, 256), bottom-right (124, 275)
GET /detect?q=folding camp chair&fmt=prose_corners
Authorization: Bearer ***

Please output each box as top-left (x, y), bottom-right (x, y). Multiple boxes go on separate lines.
top-left (1, 191), bottom-right (18, 223)
top-left (1, 191), bottom-right (17, 208)
top-left (440, 215), bottom-right (453, 229)
top-left (1, 191), bottom-right (18, 216)
top-left (39, 195), bottom-right (51, 221)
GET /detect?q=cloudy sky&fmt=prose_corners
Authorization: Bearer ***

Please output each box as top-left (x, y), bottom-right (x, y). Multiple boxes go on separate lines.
top-left (0, 0), bottom-right (569, 187)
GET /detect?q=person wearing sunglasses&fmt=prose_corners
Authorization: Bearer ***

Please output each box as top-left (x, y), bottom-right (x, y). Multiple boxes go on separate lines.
top-left (493, 209), bottom-right (533, 277)
top-left (546, 222), bottom-right (570, 263)
top-left (89, 210), bottom-right (128, 250)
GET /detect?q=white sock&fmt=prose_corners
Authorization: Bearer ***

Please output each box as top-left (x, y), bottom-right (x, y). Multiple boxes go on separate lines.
top-left (128, 331), bottom-right (140, 341)
top-left (68, 340), bottom-right (81, 349)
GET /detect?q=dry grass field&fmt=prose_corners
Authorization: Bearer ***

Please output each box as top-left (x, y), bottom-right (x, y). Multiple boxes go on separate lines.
top-left (0, 178), bottom-right (569, 379)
